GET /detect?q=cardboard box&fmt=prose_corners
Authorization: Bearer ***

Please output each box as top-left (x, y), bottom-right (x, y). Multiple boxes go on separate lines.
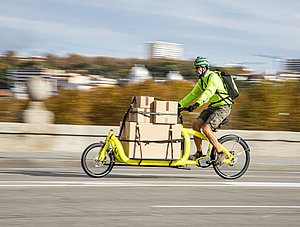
top-left (129, 108), bottom-right (151, 123)
top-left (151, 100), bottom-right (178, 113)
top-left (151, 114), bottom-right (177, 124)
top-left (150, 100), bottom-right (178, 124)
top-left (133, 96), bottom-right (154, 108)
top-left (120, 122), bottom-right (181, 159)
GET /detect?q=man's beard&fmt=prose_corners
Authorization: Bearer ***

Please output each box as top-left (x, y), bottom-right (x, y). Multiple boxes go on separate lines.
top-left (198, 72), bottom-right (205, 79)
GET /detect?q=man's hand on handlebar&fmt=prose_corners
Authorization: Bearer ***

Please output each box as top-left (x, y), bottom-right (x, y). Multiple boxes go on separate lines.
top-left (178, 103), bottom-right (184, 113)
top-left (178, 102), bottom-right (200, 113)
top-left (186, 103), bottom-right (200, 112)
top-left (178, 102), bottom-right (201, 114)
top-left (178, 102), bottom-right (201, 124)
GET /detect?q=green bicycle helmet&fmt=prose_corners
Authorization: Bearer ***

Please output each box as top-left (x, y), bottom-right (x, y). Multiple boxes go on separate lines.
top-left (193, 56), bottom-right (210, 68)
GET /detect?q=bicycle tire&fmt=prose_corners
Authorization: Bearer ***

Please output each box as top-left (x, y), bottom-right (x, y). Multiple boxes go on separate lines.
top-left (212, 134), bottom-right (250, 179)
top-left (81, 142), bottom-right (115, 178)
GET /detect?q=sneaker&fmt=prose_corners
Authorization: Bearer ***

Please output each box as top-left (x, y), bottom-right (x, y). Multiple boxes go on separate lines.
top-left (215, 152), bottom-right (226, 165)
top-left (189, 151), bottom-right (203, 160)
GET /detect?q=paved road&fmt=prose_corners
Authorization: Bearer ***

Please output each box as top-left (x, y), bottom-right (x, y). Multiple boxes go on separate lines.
top-left (0, 166), bottom-right (300, 226)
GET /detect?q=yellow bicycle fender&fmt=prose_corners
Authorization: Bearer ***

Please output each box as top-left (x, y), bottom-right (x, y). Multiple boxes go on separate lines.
top-left (110, 135), bottom-right (130, 163)
top-left (219, 143), bottom-right (234, 163)
top-left (110, 129), bottom-right (193, 167)
top-left (98, 130), bottom-right (114, 161)
top-left (170, 127), bottom-right (191, 166)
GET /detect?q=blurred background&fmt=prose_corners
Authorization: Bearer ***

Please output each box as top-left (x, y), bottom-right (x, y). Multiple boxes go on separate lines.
top-left (0, 0), bottom-right (299, 131)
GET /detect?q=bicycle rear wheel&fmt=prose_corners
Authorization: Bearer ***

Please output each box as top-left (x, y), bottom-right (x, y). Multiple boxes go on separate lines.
top-left (213, 135), bottom-right (250, 179)
top-left (81, 142), bottom-right (115, 178)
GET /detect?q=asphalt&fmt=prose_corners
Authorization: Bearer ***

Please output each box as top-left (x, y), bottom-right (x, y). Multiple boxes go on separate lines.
top-left (0, 166), bottom-right (300, 226)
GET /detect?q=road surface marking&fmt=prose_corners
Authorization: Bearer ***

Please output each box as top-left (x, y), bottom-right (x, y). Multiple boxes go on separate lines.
top-left (0, 181), bottom-right (300, 187)
top-left (111, 172), bottom-right (300, 178)
top-left (151, 205), bottom-right (300, 208)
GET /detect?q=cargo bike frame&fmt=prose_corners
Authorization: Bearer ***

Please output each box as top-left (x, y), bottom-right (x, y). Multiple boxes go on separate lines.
top-left (81, 99), bottom-right (250, 179)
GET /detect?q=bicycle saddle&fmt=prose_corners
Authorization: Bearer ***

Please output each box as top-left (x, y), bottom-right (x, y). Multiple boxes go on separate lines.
top-left (219, 117), bottom-right (229, 128)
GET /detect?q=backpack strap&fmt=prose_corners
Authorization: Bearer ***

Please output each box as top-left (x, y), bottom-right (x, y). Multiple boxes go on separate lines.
top-left (200, 72), bottom-right (213, 90)
top-left (211, 91), bottom-right (234, 105)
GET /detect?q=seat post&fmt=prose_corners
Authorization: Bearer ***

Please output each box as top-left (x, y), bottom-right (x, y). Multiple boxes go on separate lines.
top-left (217, 117), bottom-right (229, 131)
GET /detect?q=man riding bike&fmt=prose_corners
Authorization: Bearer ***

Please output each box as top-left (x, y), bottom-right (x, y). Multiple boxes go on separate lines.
top-left (178, 57), bottom-right (232, 163)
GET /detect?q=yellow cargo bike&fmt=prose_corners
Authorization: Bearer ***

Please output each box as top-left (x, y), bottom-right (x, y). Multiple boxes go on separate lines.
top-left (81, 99), bottom-right (250, 179)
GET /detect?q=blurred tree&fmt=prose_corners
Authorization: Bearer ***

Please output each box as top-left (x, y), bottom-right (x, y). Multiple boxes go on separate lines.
top-left (17, 61), bottom-right (42, 68)
top-left (0, 98), bottom-right (27, 122)
top-left (0, 63), bottom-right (10, 88)
top-left (0, 79), bottom-right (299, 131)
top-left (46, 89), bottom-right (91, 125)
top-left (45, 54), bottom-right (67, 69)
top-left (0, 53), bottom-right (299, 131)
top-left (72, 62), bottom-right (91, 70)
top-left (4, 50), bottom-right (18, 67)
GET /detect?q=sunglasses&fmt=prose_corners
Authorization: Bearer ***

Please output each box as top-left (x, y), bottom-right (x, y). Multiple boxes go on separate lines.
top-left (194, 66), bottom-right (202, 69)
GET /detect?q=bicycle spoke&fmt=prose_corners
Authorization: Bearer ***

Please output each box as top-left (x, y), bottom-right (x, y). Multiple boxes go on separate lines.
top-left (213, 135), bottom-right (250, 179)
top-left (81, 142), bottom-right (115, 178)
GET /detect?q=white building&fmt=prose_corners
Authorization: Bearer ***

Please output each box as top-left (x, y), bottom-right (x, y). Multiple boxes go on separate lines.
top-left (88, 75), bottom-right (117, 87)
top-left (6, 68), bottom-right (57, 99)
top-left (6, 67), bottom-right (120, 98)
top-left (282, 58), bottom-right (300, 72)
top-left (166, 71), bottom-right (183, 80)
top-left (145, 41), bottom-right (183, 60)
top-left (129, 64), bottom-right (152, 83)
top-left (277, 72), bottom-right (300, 81)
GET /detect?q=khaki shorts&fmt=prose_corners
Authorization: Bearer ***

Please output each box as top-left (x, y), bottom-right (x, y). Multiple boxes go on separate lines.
top-left (198, 105), bottom-right (232, 130)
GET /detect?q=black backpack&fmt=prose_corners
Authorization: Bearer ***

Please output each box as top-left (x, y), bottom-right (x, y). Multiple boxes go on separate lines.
top-left (215, 70), bottom-right (239, 100)
top-left (204, 70), bottom-right (239, 105)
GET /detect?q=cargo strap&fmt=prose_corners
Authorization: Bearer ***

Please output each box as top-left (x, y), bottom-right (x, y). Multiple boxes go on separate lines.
top-left (119, 139), bottom-right (182, 144)
top-left (119, 97), bottom-right (181, 160)
top-left (165, 125), bottom-right (174, 160)
top-left (118, 97), bottom-right (136, 138)
top-left (120, 124), bottom-right (181, 160)
top-left (133, 123), bottom-right (143, 159)
top-left (129, 111), bottom-right (151, 119)
top-left (129, 110), bottom-right (177, 116)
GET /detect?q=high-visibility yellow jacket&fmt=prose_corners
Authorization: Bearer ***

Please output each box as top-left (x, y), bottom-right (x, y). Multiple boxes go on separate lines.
top-left (179, 70), bottom-right (230, 107)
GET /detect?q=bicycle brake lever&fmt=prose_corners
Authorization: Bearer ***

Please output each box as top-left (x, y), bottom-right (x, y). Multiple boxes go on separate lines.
top-left (179, 114), bottom-right (184, 125)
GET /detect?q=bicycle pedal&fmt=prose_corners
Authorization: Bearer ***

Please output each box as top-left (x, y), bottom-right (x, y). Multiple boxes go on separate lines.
top-left (197, 157), bottom-right (211, 168)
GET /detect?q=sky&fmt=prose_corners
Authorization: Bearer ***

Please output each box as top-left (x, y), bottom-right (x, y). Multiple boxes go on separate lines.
top-left (0, 0), bottom-right (300, 72)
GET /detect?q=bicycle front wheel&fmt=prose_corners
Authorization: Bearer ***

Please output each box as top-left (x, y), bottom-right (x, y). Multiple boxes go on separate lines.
top-left (213, 135), bottom-right (250, 179)
top-left (81, 142), bottom-right (115, 178)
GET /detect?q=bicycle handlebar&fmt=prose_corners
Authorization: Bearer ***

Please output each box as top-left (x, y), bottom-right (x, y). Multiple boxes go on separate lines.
top-left (178, 107), bottom-right (189, 113)
top-left (178, 107), bottom-right (189, 125)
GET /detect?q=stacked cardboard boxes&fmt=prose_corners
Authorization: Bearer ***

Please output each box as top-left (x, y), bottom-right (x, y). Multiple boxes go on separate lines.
top-left (128, 96), bottom-right (154, 123)
top-left (151, 100), bottom-right (178, 124)
top-left (121, 96), bottom-right (181, 160)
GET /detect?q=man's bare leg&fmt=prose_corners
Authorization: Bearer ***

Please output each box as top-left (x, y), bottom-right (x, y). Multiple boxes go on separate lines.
top-left (202, 123), bottom-right (222, 153)
top-left (192, 118), bottom-right (205, 154)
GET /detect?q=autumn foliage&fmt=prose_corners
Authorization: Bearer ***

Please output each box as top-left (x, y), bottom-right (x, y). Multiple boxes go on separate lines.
top-left (43, 80), bottom-right (300, 131)
top-left (0, 53), bottom-right (299, 131)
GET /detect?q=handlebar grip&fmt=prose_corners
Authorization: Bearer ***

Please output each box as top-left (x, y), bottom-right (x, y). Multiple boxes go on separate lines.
top-left (178, 107), bottom-right (189, 113)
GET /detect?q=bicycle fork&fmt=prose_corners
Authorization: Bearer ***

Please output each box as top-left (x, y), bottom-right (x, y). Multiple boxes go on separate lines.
top-left (97, 130), bottom-right (114, 162)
